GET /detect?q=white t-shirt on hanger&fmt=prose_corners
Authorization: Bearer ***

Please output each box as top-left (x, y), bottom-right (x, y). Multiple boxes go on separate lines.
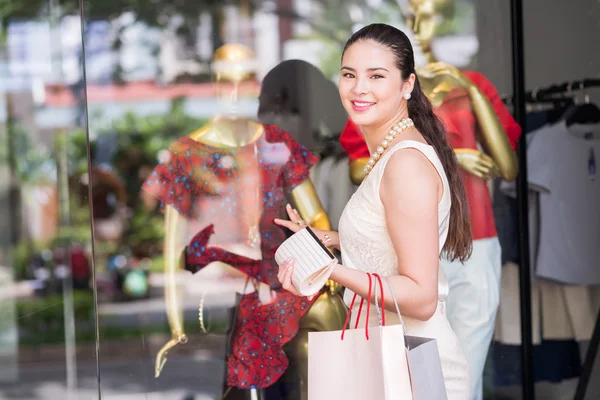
top-left (525, 119), bottom-right (599, 285)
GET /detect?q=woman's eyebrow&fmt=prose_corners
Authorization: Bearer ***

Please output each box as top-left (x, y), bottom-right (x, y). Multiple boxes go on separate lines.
top-left (340, 66), bottom-right (389, 72)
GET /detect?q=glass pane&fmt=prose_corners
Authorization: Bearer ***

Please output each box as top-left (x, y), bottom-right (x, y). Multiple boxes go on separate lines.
top-left (78, 0), bottom-right (600, 399)
top-left (0, 1), bottom-right (98, 399)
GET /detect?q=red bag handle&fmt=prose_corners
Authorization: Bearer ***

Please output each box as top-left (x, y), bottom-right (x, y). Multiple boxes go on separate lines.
top-left (341, 272), bottom-right (379, 340)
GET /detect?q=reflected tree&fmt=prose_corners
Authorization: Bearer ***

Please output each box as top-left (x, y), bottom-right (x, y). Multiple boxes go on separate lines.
top-left (1, 0), bottom-right (401, 81)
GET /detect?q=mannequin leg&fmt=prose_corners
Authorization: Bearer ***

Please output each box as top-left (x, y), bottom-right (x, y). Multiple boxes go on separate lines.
top-left (441, 237), bottom-right (502, 400)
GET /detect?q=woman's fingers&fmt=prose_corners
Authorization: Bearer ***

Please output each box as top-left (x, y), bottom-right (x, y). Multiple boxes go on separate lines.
top-left (285, 204), bottom-right (299, 222)
top-left (274, 204), bottom-right (308, 233)
top-left (277, 258), bottom-right (291, 283)
top-left (280, 259), bottom-right (302, 296)
top-left (292, 208), bottom-right (302, 221)
top-left (277, 258), bottom-right (317, 298)
top-left (274, 218), bottom-right (301, 233)
top-left (284, 267), bottom-right (301, 296)
top-left (282, 261), bottom-right (294, 288)
top-left (286, 204), bottom-right (307, 226)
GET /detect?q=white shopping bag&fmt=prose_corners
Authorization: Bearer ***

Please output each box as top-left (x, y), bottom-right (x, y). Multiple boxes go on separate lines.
top-left (308, 273), bottom-right (447, 400)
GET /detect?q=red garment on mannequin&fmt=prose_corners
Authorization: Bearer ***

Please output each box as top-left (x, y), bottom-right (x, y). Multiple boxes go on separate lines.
top-left (340, 71), bottom-right (522, 240)
top-left (142, 124), bottom-right (319, 389)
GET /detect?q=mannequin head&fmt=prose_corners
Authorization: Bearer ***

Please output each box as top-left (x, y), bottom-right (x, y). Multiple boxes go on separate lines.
top-left (212, 43), bottom-right (257, 84)
top-left (211, 43), bottom-right (258, 117)
top-left (258, 59), bottom-right (348, 152)
top-left (403, 0), bottom-right (455, 62)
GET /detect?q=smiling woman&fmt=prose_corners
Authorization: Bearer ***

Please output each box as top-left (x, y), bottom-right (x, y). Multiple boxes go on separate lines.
top-left (337, 23), bottom-right (471, 263)
top-left (275, 23), bottom-right (472, 399)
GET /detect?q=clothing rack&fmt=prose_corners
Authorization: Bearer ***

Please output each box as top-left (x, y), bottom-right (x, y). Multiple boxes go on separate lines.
top-left (502, 73), bottom-right (600, 399)
top-left (568, 81), bottom-right (600, 400)
top-left (501, 78), bottom-right (600, 104)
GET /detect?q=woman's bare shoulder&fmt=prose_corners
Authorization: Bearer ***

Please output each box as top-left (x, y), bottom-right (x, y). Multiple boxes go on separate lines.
top-left (380, 146), bottom-right (440, 204)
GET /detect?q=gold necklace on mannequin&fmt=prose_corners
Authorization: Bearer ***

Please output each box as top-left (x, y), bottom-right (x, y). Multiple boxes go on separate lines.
top-left (363, 117), bottom-right (415, 176)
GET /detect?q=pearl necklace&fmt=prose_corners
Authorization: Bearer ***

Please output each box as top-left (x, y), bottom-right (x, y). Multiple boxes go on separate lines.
top-left (364, 117), bottom-right (415, 176)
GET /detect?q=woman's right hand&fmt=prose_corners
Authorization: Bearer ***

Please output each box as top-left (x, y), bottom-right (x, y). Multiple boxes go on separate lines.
top-left (274, 204), bottom-right (339, 249)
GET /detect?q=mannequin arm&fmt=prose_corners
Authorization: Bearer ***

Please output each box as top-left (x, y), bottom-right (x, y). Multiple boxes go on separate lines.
top-left (155, 205), bottom-right (188, 378)
top-left (289, 179), bottom-right (332, 231)
top-left (467, 85), bottom-right (519, 181)
top-left (163, 205), bottom-right (187, 340)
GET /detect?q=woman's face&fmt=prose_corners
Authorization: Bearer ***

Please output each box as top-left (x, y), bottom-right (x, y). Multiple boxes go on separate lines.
top-left (338, 40), bottom-right (406, 128)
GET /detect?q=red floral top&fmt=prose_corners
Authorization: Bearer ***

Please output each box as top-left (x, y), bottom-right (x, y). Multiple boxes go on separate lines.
top-left (142, 124), bottom-right (319, 389)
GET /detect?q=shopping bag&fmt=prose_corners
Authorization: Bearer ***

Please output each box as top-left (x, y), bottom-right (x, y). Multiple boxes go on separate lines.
top-left (380, 275), bottom-right (448, 400)
top-left (307, 272), bottom-right (447, 400)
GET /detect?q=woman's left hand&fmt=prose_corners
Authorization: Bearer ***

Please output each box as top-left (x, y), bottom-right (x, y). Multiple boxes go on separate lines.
top-left (277, 258), bottom-right (318, 300)
top-left (274, 204), bottom-right (338, 248)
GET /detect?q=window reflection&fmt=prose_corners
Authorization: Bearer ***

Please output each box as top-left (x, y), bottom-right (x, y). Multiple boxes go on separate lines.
top-left (4, 0), bottom-right (597, 399)
top-left (0, 0), bottom-right (488, 398)
top-left (0, 1), bottom-right (96, 398)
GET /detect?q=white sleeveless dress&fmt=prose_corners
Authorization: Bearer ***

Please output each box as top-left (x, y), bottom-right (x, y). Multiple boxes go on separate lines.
top-left (338, 140), bottom-right (471, 399)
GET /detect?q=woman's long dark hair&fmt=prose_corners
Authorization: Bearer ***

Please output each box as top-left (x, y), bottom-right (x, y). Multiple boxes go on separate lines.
top-left (342, 23), bottom-right (472, 262)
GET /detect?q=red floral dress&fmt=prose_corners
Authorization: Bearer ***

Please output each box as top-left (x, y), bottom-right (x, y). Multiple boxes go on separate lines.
top-left (142, 124), bottom-right (319, 389)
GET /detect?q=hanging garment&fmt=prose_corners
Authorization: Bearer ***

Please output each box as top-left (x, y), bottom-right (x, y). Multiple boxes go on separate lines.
top-left (142, 124), bottom-right (319, 389)
top-left (492, 116), bottom-right (600, 386)
top-left (522, 119), bottom-right (600, 285)
top-left (493, 110), bottom-right (551, 265)
top-left (492, 265), bottom-right (584, 387)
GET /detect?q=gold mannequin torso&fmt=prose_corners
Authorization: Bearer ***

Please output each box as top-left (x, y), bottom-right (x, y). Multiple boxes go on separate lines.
top-left (155, 118), bottom-right (269, 378)
top-left (188, 117), bottom-right (265, 148)
top-left (420, 62), bottom-right (518, 181)
top-left (188, 117), bottom-right (266, 261)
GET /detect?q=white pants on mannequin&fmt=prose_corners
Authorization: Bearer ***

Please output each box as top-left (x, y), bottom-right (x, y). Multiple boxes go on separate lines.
top-left (441, 237), bottom-right (502, 400)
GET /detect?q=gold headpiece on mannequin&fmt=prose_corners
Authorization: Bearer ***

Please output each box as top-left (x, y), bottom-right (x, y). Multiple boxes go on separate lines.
top-left (211, 43), bottom-right (258, 84)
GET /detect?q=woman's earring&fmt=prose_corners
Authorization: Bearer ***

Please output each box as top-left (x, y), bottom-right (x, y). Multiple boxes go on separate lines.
top-left (404, 92), bottom-right (411, 100)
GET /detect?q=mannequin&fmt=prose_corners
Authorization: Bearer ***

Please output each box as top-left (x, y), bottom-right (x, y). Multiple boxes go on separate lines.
top-left (144, 44), bottom-right (346, 400)
top-left (339, 3), bottom-right (521, 400)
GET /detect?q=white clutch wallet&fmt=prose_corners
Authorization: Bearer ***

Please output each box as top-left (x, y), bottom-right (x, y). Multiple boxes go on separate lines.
top-left (274, 227), bottom-right (338, 297)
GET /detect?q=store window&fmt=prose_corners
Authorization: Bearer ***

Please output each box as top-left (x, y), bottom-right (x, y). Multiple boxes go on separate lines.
top-left (2, 0), bottom-right (599, 399)
top-left (0, 1), bottom-right (97, 398)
